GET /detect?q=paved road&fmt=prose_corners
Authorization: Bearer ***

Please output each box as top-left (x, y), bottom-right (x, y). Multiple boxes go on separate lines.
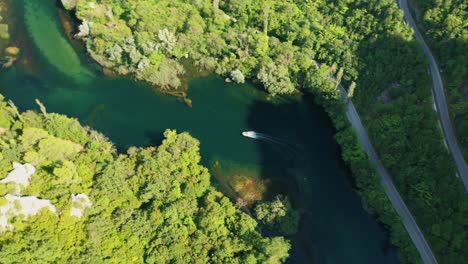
top-left (338, 86), bottom-right (438, 264)
top-left (398, 0), bottom-right (468, 192)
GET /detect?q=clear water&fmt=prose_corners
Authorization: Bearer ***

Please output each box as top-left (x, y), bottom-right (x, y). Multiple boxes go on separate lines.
top-left (0, 1), bottom-right (400, 263)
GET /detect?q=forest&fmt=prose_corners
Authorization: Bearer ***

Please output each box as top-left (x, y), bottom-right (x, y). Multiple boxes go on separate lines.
top-left (56, 0), bottom-right (467, 263)
top-left (0, 96), bottom-right (291, 263)
top-left (412, 0), bottom-right (468, 159)
top-left (31, 0), bottom-right (468, 263)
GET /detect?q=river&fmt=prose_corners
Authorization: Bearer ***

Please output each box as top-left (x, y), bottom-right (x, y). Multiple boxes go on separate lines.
top-left (0, 1), bottom-right (399, 263)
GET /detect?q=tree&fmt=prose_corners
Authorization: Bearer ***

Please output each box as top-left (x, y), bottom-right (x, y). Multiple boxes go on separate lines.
top-left (35, 99), bottom-right (48, 118)
top-left (254, 195), bottom-right (299, 235)
top-left (335, 67), bottom-right (344, 89)
top-left (348, 81), bottom-right (356, 98)
top-left (0, 100), bottom-right (292, 263)
top-left (259, 237), bottom-right (291, 264)
top-left (257, 62), bottom-right (295, 95)
top-left (230, 69), bottom-right (245, 83)
top-left (213, 0), bottom-right (220, 16)
top-left (7, 100), bottom-right (22, 121)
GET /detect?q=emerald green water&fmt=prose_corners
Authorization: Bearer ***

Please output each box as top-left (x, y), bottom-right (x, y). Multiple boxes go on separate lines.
top-left (0, 1), bottom-right (400, 263)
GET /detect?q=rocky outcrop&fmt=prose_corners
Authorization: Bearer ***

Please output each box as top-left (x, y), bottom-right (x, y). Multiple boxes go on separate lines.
top-left (70, 193), bottom-right (92, 218)
top-left (0, 195), bottom-right (57, 231)
top-left (0, 163), bottom-right (35, 194)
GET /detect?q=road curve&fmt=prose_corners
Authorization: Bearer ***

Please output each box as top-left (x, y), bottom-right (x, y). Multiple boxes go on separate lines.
top-left (338, 86), bottom-right (438, 264)
top-left (398, 0), bottom-right (468, 192)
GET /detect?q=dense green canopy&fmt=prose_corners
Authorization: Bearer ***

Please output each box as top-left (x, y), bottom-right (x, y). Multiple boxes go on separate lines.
top-left (0, 96), bottom-right (290, 263)
top-left (414, 0), bottom-right (468, 158)
top-left (69, 0), bottom-right (410, 93)
top-left (53, 1), bottom-right (468, 263)
top-left (254, 195), bottom-right (299, 236)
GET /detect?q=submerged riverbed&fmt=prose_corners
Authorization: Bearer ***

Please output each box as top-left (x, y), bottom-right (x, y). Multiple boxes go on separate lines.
top-left (0, 1), bottom-right (399, 263)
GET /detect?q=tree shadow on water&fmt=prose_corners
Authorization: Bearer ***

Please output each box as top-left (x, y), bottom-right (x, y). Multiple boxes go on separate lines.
top-left (246, 89), bottom-right (401, 264)
top-left (246, 95), bottom-right (320, 263)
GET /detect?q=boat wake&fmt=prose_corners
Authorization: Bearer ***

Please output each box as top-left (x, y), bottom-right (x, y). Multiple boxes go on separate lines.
top-left (242, 131), bottom-right (304, 162)
top-left (242, 131), bottom-right (289, 145)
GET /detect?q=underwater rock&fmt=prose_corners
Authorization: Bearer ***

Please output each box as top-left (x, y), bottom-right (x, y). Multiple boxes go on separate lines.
top-left (0, 23), bottom-right (9, 40)
top-left (5, 46), bottom-right (19, 56)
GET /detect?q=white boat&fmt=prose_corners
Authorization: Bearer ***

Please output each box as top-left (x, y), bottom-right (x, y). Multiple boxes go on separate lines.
top-left (242, 131), bottom-right (258, 138)
top-left (241, 131), bottom-right (302, 158)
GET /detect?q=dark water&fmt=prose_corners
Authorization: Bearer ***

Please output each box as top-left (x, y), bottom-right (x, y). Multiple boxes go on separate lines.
top-left (0, 1), bottom-right (400, 263)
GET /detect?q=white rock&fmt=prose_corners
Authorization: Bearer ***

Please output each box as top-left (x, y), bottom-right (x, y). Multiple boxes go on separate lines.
top-left (0, 195), bottom-right (56, 231)
top-left (0, 163), bottom-right (36, 194)
top-left (75, 21), bottom-right (92, 39)
top-left (70, 193), bottom-right (92, 218)
top-left (230, 69), bottom-right (245, 84)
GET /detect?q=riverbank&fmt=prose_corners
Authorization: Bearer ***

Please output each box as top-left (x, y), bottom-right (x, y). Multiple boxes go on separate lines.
top-left (56, 0), bottom-right (218, 106)
top-left (0, 3), bottom-right (401, 260)
top-left (53, 0), bottom-right (468, 261)
top-left (305, 76), bottom-right (421, 263)
top-left (0, 96), bottom-right (293, 263)
top-left (5, 0), bottom-right (448, 263)
top-left (54, 2), bottom-right (417, 262)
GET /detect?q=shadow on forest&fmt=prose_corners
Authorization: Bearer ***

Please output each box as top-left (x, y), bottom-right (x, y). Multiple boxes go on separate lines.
top-left (351, 31), bottom-right (468, 263)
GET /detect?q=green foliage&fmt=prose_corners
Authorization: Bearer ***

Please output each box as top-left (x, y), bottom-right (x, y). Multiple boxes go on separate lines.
top-left (0, 97), bottom-right (15, 129)
top-left (68, 0), bottom-right (355, 93)
top-left (0, 107), bottom-right (12, 129)
top-left (254, 195), bottom-right (299, 236)
top-left (62, 0), bottom-right (467, 262)
top-left (413, 0), bottom-right (468, 158)
top-left (257, 61), bottom-right (295, 95)
top-left (0, 101), bottom-right (290, 263)
top-left (45, 113), bottom-right (90, 145)
top-left (60, 0), bottom-right (77, 10)
top-left (347, 19), bottom-right (468, 262)
top-left (20, 127), bottom-right (49, 149)
top-left (24, 136), bottom-right (82, 165)
top-left (0, 196), bottom-right (7, 206)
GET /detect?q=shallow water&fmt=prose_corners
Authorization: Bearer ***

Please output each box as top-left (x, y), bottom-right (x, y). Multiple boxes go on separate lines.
top-left (0, 1), bottom-right (400, 263)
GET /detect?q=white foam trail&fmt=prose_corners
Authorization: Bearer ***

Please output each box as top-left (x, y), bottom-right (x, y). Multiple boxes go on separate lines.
top-left (242, 131), bottom-right (301, 155)
top-left (243, 131), bottom-right (284, 143)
